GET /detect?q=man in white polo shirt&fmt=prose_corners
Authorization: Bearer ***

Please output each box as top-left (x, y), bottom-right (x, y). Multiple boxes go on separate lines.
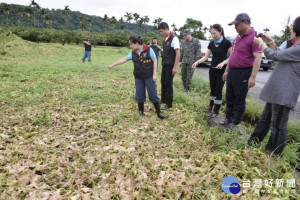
top-left (158, 22), bottom-right (180, 110)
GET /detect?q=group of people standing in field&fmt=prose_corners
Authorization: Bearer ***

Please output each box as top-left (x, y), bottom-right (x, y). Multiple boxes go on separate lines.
top-left (106, 13), bottom-right (300, 156)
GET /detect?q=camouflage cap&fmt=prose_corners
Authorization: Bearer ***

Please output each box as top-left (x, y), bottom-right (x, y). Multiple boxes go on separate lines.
top-left (183, 29), bottom-right (191, 36)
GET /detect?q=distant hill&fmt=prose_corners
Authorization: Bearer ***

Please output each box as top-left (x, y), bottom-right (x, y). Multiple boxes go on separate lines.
top-left (0, 3), bottom-right (156, 34)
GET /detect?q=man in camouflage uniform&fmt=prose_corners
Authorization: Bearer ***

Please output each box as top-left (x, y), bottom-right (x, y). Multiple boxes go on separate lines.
top-left (179, 30), bottom-right (201, 92)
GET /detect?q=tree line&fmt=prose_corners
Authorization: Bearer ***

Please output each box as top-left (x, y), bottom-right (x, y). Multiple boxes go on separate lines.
top-left (0, 26), bottom-right (164, 47)
top-left (0, 1), bottom-right (209, 39)
top-left (0, 1), bottom-right (156, 34)
top-left (0, 1), bottom-right (294, 46)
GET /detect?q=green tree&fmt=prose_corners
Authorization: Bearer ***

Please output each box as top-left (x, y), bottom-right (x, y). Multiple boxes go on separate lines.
top-left (133, 13), bottom-right (140, 22)
top-left (73, 31), bottom-right (83, 45)
top-left (133, 12), bottom-right (140, 29)
top-left (274, 16), bottom-right (292, 46)
top-left (137, 17), bottom-right (144, 31)
top-left (79, 16), bottom-right (85, 31)
top-left (171, 23), bottom-right (178, 35)
top-left (103, 14), bottom-right (109, 32)
top-left (111, 16), bottom-right (117, 31)
top-left (137, 16), bottom-right (149, 33)
top-left (30, 0), bottom-right (40, 28)
top-left (38, 29), bottom-right (55, 43)
top-left (40, 8), bottom-right (46, 27)
top-left (17, 7), bottom-right (24, 27)
top-left (87, 18), bottom-right (92, 32)
top-left (152, 17), bottom-right (162, 30)
top-left (124, 12), bottom-right (132, 23)
top-left (61, 6), bottom-right (70, 28)
top-left (142, 16), bottom-right (150, 33)
top-left (119, 17), bottom-right (125, 33)
top-left (202, 26), bottom-right (210, 34)
top-left (55, 31), bottom-right (69, 45)
top-left (0, 3), bottom-right (10, 27)
top-left (44, 15), bottom-right (52, 28)
top-left (124, 12), bottom-right (132, 30)
top-left (24, 7), bottom-right (33, 27)
top-left (179, 18), bottom-right (205, 39)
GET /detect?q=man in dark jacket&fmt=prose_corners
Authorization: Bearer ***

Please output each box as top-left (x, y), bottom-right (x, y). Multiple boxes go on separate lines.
top-left (82, 38), bottom-right (92, 62)
top-left (158, 22), bottom-right (180, 110)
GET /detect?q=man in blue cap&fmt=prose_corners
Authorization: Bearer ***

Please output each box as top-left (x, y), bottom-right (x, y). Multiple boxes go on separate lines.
top-left (220, 13), bottom-right (262, 130)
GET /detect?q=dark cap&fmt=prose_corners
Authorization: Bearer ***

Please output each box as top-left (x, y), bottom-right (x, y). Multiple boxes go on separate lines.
top-left (228, 13), bottom-right (251, 25)
top-left (84, 38), bottom-right (89, 41)
top-left (183, 29), bottom-right (191, 36)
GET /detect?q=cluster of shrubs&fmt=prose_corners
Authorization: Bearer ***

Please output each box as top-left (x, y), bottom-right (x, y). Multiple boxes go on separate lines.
top-left (1, 27), bottom-right (162, 47)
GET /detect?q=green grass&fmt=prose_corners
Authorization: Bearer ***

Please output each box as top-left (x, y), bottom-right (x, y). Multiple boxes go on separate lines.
top-left (0, 34), bottom-right (299, 199)
top-left (191, 73), bottom-right (299, 170)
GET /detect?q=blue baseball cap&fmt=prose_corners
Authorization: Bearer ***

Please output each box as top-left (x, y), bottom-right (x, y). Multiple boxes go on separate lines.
top-left (228, 13), bottom-right (251, 25)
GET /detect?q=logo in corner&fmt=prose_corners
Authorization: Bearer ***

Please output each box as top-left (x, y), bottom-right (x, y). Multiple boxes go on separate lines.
top-left (221, 176), bottom-right (241, 194)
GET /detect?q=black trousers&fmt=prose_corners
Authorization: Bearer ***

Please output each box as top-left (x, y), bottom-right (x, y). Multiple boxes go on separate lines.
top-left (209, 68), bottom-right (225, 104)
top-left (226, 67), bottom-right (252, 125)
top-left (249, 103), bottom-right (291, 155)
top-left (161, 64), bottom-right (174, 102)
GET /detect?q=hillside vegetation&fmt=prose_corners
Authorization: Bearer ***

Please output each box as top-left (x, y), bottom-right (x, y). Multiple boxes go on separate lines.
top-left (0, 3), bottom-right (155, 34)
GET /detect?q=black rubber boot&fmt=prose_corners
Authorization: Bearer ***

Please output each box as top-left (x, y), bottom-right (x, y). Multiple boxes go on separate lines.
top-left (153, 103), bottom-right (167, 119)
top-left (138, 102), bottom-right (144, 116)
top-left (204, 100), bottom-right (214, 113)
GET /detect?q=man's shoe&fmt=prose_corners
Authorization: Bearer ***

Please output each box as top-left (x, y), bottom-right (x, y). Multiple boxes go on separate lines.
top-left (219, 118), bottom-right (232, 125)
top-left (157, 112), bottom-right (167, 119)
top-left (204, 106), bottom-right (212, 113)
top-left (227, 124), bottom-right (237, 131)
top-left (208, 111), bottom-right (218, 118)
top-left (205, 100), bottom-right (214, 112)
top-left (162, 104), bottom-right (172, 110)
top-left (138, 111), bottom-right (144, 116)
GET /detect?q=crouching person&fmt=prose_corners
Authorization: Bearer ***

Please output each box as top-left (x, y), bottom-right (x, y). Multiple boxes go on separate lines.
top-left (107, 35), bottom-right (167, 119)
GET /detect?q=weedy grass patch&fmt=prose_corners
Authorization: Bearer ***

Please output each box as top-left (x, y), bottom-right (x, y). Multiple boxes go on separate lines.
top-left (0, 35), bottom-right (299, 199)
top-left (191, 75), bottom-right (299, 169)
